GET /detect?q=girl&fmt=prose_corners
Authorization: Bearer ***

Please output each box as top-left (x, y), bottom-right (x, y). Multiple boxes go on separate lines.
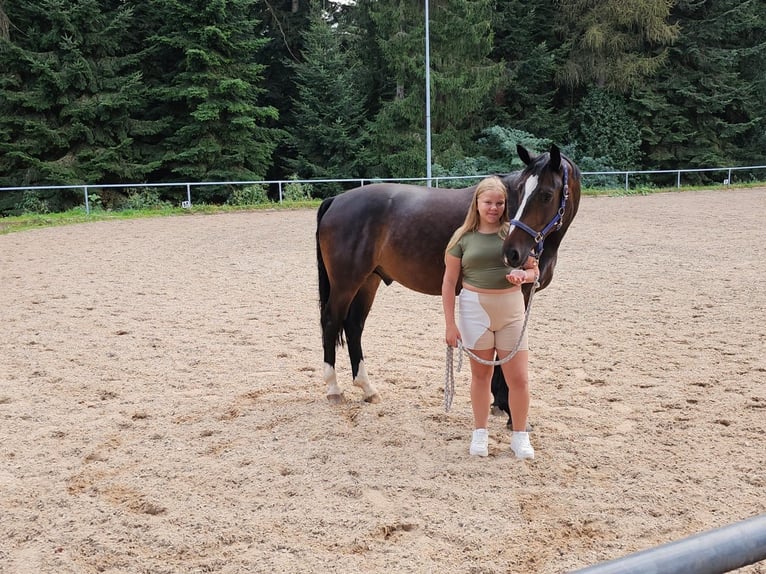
top-left (442, 176), bottom-right (538, 459)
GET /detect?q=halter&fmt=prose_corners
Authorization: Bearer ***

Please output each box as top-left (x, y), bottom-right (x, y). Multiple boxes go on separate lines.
top-left (510, 162), bottom-right (570, 258)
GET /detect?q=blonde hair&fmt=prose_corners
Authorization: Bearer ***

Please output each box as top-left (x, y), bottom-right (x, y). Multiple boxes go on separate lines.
top-left (446, 176), bottom-right (510, 252)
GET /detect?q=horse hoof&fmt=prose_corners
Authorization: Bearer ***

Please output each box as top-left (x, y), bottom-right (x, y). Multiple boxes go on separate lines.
top-left (364, 393), bottom-right (381, 404)
top-left (327, 393), bottom-right (344, 405)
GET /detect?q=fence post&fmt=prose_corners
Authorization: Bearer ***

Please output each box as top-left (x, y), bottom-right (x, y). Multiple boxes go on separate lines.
top-left (677, 171), bottom-right (681, 188)
top-left (84, 186), bottom-right (90, 215)
top-left (625, 172), bottom-right (629, 192)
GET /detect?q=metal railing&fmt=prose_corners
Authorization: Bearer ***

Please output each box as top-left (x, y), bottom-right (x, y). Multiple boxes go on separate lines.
top-left (570, 513), bottom-right (766, 574)
top-left (584, 164), bottom-right (766, 192)
top-left (1, 164), bottom-right (765, 215)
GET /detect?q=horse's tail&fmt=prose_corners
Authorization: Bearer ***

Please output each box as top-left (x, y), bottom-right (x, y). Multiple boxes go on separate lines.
top-left (316, 197), bottom-right (344, 346)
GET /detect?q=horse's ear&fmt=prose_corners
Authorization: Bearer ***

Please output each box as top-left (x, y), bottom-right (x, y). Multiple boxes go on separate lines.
top-left (517, 144), bottom-right (533, 166)
top-left (549, 144), bottom-right (561, 171)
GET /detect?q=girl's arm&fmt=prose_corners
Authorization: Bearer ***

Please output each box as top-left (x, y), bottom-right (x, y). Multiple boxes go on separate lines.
top-left (442, 254), bottom-right (462, 347)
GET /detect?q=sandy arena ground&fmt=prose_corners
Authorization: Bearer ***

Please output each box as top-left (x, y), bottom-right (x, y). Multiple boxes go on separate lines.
top-left (1, 187), bottom-right (765, 573)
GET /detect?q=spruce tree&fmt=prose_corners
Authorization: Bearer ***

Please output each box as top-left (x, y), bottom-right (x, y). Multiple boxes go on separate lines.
top-left (573, 88), bottom-right (642, 170)
top-left (285, 2), bottom-right (369, 193)
top-left (361, 0), bottom-right (503, 178)
top-left (253, 0), bottom-right (312, 180)
top-left (0, 0), bottom-right (155, 191)
top-left (490, 1), bottom-right (566, 143)
top-left (133, 0), bottom-right (279, 195)
top-left (633, 0), bottom-right (766, 171)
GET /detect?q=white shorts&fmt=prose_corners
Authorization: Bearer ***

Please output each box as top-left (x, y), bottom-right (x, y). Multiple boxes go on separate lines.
top-left (457, 288), bottom-right (528, 352)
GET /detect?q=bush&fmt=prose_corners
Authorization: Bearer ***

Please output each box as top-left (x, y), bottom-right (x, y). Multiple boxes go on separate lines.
top-left (282, 179), bottom-right (313, 201)
top-left (122, 188), bottom-right (172, 210)
top-left (17, 190), bottom-right (51, 214)
top-left (228, 184), bottom-right (270, 206)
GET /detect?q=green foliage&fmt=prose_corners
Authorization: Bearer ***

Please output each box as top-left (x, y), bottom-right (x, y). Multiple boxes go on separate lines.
top-left (634, 0), bottom-right (766, 171)
top-left (431, 126), bottom-right (554, 183)
top-left (361, 0), bottom-right (503, 178)
top-left (227, 184), bottom-right (270, 206)
top-left (18, 190), bottom-right (51, 214)
top-left (571, 154), bottom-right (624, 189)
top-left (285, 1), bottom-right (369, 189)
top-left (473, 126), bottom-right (552, 172)
top-left (490, 1), bottom-right (565, 142)
top-left (123, 188), bottom-right (172, 211)
top-left (573, 88), bottom-right (642, 169)
top-left (282, 178), bottom-right (313, 201)
top-left (86, 192), bottom-right (104, 212)
top-left (0, 0), bottom-right (764, 196)
top-left (119, 0), bottom-right (280, 184)
top-left (555, 0), bottom-right (679, 91)
top-left (0, 0), bottom-right (160, 186)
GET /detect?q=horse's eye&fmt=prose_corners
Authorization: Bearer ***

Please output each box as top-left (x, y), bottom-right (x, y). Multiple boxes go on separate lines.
top-left (539, 191), bottom-right (554, 202)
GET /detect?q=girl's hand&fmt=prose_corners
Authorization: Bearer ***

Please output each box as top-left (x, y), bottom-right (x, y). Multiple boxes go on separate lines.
top-left (445, 324), bottom-right (462, 348)
top-left (506, 270), bottom-right (526, 285)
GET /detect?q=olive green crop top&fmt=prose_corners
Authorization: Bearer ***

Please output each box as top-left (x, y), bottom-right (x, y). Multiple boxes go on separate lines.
top-left (447, 231), bottom-right (511, 290)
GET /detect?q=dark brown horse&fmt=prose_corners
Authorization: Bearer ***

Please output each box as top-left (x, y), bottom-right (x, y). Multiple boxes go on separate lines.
top-left (316, 144), bottom-right (581, 403)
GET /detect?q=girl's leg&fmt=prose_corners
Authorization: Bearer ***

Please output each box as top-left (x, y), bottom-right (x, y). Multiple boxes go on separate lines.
top-left (468, 349), bottom-right (496, 429)
top-left (498, 350), bottom-right (529, 432)
top-left (498, 349), bottom-right (534, 458)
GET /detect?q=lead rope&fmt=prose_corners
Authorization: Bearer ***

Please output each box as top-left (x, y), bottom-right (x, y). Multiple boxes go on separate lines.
top-left (444, 278), bottom-right (539, 412)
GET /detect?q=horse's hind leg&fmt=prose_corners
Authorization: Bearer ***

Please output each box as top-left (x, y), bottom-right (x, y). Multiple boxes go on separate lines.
top-left (321, 309), bottom-right (344, 404)
top-left (344, 275), bottom-right (382, 403)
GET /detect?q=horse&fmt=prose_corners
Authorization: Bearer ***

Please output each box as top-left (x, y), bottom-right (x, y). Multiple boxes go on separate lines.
top-left (316, 144), bottom-right (581, 405)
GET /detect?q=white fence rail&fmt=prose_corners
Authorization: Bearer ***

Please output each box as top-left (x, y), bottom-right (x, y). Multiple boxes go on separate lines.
top-left (1, 164), bottom-right (766, 215)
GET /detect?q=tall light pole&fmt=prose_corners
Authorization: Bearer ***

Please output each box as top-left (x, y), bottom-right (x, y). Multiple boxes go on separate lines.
top-left (424, 0), bottom-right (433, 187)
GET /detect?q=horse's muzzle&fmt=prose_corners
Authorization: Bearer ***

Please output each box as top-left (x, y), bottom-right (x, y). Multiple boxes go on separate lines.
top-left (503, 247), bottom-right (526, 269)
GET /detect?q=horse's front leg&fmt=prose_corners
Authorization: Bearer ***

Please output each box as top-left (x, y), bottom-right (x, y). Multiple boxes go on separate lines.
top-left (345, 278), bottom-right (381, 404)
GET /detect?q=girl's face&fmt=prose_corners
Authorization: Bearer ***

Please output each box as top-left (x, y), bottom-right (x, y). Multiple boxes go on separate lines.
top-left (477, 189), bottom-right (506, 226)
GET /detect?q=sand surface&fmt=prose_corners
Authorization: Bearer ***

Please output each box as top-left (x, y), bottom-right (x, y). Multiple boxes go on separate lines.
top-left (1, 188), bottom-right (765, 573)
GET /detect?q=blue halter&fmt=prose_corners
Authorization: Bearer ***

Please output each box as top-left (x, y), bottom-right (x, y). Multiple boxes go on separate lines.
top-left (510, 162), bottom-right (570, 258)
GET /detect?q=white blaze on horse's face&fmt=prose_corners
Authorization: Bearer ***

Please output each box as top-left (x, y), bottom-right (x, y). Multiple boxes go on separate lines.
top-left (509, 174), bottom-right (539, 234)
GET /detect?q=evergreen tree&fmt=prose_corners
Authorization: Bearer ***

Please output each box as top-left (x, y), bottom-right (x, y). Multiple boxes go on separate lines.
top-left (285, 2), bottom-right (369, 193)
top-left (254, 0), bottom-right (312, 180)
top-left (573, 88), bottom-right (642, 169)
top-left (490, 1), bottom-right (566, 143)
top-left (362, 0), bottom-right (503, 178)
top-left (556, 0), bottom-right (679, 91)
top-left (430, 0), bottom-right (505, 168)
top-left (132, 0), bottom-right (279, 194)
top-left (0, 1), bottom-right (7, 41)
top-left (633, 0), bottom-right (766, 172)
top-left (0, 0), bottom-right (155, 191)
top-left (359, 0), bottom-right (427, 177)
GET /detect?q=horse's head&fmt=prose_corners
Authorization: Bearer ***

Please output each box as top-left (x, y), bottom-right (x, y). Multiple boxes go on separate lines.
top-left (502, 144), bottom-right (580, 268)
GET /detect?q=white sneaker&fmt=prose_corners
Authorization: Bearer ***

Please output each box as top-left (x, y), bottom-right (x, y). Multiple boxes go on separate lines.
top-left (469, 429), bottom-right (489, 457)
top-left (510, 432), bottom-right (535, 459)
